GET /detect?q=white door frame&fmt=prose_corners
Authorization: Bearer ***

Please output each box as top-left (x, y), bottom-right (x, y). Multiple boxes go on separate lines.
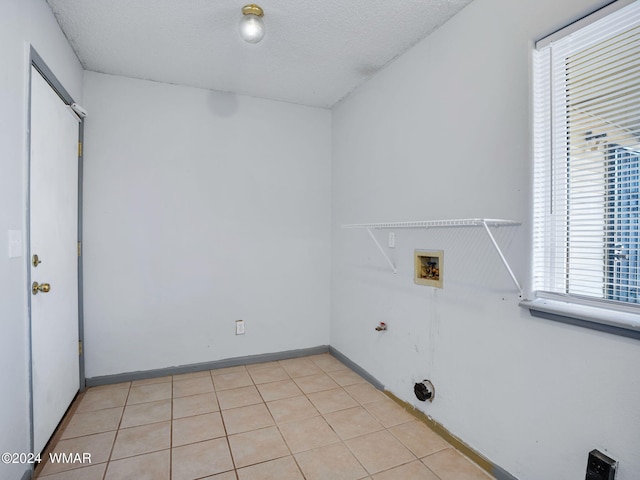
top-left (27, 46), bottom-right (85, 454)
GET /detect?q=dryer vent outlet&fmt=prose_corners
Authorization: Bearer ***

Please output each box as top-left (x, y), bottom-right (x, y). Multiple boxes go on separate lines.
top-left (414, 380), bottom-right (435, 402)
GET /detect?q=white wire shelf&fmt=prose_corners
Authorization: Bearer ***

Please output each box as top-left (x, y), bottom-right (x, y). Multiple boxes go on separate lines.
top-left (342, 218), bottom-right (521, 229)
top-left (342, 218), bottom-right (523, 298)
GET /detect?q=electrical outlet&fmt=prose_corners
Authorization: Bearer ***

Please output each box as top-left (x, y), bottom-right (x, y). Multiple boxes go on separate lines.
top-left (586, 449), bottom-right (617, 480)
top-left (235, 319), bottom-right (245, 335)
top-left (388, 232), bottom-right (395, 248)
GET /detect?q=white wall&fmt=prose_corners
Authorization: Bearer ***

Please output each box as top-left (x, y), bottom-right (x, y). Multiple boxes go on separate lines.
top-left (330, 0), bottom-right (640, 479)
top-left (82, 72), bottom-right (331, 378)
top-left (4, 1), bottom-right (638, 479)
top-left (0, 1), bottom-right (83, 478)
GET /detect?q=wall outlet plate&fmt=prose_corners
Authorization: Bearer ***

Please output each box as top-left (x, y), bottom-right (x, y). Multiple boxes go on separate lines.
top-left (586, 449), bottom-right (617, 480)
top-left (388, 232), bottom-right (395, 248)
top-left (235, 319), bottom-right (245, 335)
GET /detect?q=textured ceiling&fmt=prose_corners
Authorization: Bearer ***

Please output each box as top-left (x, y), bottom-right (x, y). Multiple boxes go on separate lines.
top-left (46, 0), bottom-right (474, 108)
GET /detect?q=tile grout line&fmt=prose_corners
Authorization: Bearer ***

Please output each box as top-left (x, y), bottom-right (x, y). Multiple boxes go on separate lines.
top-left (311, 357), bottom-right (371, 480)
top-left (217, 366), bottom-right (242, 480)
top-left (239, 363), bottom-right (294, 476)
top-left (213, 368), bottom-right (241, 479)
top-left (265, 361), bottom-right (310, 480)
top-left (102, 381), bottom-right (132, 480)
top-left (169, 375), bottom-right (174, 480)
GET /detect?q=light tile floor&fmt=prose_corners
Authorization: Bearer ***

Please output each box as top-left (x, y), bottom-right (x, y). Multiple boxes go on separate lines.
top-left (35, 354), bottom-right (494, 480)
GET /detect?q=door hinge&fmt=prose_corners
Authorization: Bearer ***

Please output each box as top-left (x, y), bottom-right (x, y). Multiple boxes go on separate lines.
top-left (78, 142), bottom-right (83, 157)
top-left (77, 241), bottom-right (82, 257)
top-left (78, 341), bottom-right (83, 356)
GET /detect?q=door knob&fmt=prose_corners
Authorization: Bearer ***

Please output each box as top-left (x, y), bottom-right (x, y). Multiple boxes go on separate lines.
top-left (32, 282), bottom-right (51, 295)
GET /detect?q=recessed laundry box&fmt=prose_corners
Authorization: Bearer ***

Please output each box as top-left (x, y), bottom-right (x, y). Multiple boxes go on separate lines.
top-left (414, 250), bottom-right (443, 288)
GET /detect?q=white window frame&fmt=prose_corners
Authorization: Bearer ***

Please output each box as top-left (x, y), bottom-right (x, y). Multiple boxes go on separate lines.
top-left (525, 0), bottom-right (640, 339)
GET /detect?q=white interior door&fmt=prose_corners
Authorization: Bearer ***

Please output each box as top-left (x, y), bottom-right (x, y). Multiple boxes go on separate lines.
top-left (30, 66), bottom-right (80, 454)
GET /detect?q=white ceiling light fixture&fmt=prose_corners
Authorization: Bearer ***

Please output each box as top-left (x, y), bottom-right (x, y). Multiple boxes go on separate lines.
top-left (239, 4), bottom-right (265, 44)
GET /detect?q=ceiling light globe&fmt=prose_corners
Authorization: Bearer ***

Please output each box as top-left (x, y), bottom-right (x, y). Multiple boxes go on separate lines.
top-left (239, 7), bottom-right (265, 44)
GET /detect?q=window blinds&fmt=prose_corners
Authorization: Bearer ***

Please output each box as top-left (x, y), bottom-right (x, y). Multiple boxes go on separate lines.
top-left (533, 1), bottom-right (640, 308)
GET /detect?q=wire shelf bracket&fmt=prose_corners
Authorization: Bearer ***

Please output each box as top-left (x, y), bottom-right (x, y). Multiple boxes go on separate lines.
top-left (342, 218), bottom-right (523, 298)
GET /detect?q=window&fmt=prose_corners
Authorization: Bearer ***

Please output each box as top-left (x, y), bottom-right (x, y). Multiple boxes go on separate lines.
top-left (607, 146), bottom-right (640, 303)
top-left (532, 1), bottom-right (640, 322)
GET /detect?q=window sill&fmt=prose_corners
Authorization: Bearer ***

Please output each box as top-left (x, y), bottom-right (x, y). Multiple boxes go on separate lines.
top-left (520, 298), bottom-right (640, 340)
